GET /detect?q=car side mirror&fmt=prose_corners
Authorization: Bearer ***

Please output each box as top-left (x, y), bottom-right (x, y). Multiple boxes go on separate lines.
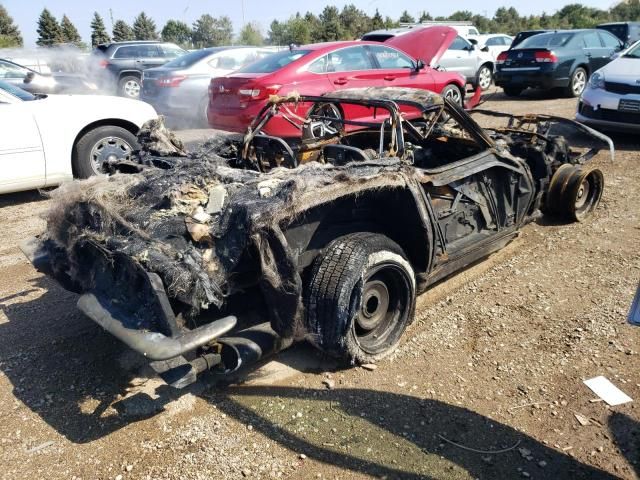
top-left (415, 59), bottom-right (426, 71)
top-left (481, 46), bottom-right (490, 53)
top-left (468, 38), bottom-right (478, 45)
top-left (467, 44), bottom-right (476, 51)
top-left (24, 71), bottom-right (35, 84)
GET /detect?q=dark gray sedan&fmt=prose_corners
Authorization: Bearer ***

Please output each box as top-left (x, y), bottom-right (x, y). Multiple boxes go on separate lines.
top-left (141, 46), bottom-right (280, 127)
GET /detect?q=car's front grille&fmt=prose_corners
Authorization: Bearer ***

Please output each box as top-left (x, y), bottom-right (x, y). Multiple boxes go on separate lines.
top-left (580, 103), bottom-right (640, 124)
top-left (604, 81), bottom-right (640, 95)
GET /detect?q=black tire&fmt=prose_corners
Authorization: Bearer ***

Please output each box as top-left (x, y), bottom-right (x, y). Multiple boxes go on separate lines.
top-left (503, 86), bottom-right (523, 97)
top-left (72, 125), bottom-right (139, 178)
top-left (476, 64), bottom-right (493, 91)
top-left (564, 67), bottom-right (588, 98)
top-left (119, 75), bottom-right (141, 98)
top-left (545, 164), bottom-right (604, 222)
top-left (441, 84), bottom-right (464, 107)
top-left (304, 233), bottom-right (416, 364)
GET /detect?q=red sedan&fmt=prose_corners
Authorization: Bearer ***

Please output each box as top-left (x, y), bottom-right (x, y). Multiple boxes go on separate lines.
top-left (208, 26), bottom-right (467, 136)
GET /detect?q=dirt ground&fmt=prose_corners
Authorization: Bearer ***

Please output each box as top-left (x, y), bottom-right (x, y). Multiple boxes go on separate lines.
top-left (0, 88), bottom-right (639, 480)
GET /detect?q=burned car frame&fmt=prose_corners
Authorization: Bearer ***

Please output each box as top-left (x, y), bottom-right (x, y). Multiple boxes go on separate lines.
top-left (23, 87), bottom-right (612, 388)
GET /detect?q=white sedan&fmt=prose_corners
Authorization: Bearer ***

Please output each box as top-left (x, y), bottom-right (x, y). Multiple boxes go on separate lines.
top-left (0, 81), bottom-right (157, 194)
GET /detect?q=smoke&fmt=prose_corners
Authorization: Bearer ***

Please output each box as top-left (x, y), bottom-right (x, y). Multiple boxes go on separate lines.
top-left (0, 45), bottom-right (116, 95)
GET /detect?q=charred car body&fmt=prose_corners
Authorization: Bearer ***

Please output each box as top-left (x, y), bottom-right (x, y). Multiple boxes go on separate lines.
top-left (23, 87), bottom-right (612, 388)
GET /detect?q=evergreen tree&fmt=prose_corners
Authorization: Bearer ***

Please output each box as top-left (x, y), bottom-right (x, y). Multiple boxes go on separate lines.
top-left (0, 4), bottom-right (22, 47)
top-left (192, 14), bottom-right (233, 48)
top-left (371, 9), bottom-right (384, 30)
top-left (90, 12), bottom-right (110, 47)
top-left (213, 15), bottom-right (233, 45)
top-left (191, 14), bottom-right (217, 48)
top-left (418, 11), bottom-right (433, 22)
top-left (317, 6), bottom-right (343, 42)
top-left (339, 5), bottom-right (371, 39)
top-left (238, 22), bottom-right (263, 45)
top-left (60, 14), bottom-right (82, 45)
top-left (112, 20), bottom-right (134, 41)
top-left (161, 19), bottom-right (191, 47)
top-left (398, 10), bottom-right (415, 23)
top-left (36, 8), bottom-right (63, 47)
top-left (132, 12), bottom-right (158, 40)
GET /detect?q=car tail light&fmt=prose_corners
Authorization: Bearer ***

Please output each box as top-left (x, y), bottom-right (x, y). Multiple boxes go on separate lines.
top-left (157, 75), bottom-right (187, 87)
top-left (534, 51), bottom-right (557, 63)
top-left (238, 84), bottom-right (282, 100)
top-left (496, 52), bottom-right (508, 64)
top-left (98, 59), bottom-right (109, 68)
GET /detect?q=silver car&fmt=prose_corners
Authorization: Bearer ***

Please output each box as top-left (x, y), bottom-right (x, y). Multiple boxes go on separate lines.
top-left (141, 46), bottom-right (281, 127)
top-left (362, 28), bottom-right (495, 90)
top-left (576, 41), bottom-right (640, 132)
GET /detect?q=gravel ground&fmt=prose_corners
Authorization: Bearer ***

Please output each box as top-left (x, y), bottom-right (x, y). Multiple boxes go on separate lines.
top-left (0, 88), bottom-right (638, 480)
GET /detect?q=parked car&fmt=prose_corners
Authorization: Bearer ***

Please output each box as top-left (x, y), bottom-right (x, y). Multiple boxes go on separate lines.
top-left (510, 30), bottom-right (551, 49)
top-left (597, 22), bottom-right (640, 47)
top-left (0, 80), bottom-right (157, 194)
top-left (23, 87), bottom-right (611, 387)
top-left (91, 41), bottom-right (187, 98)
top-left (470, 34), bottom-right (514, 62)
top-left (0, 58), bottom-right (97, 94)
top-left (576, 40), bottom-right (640, 132)
top-left (495, 29), bottom-right (624, 97)
top-left (398, 21), bottom-right (481, 38)
top-left (141, 46), bottom-right (281, 127)
top-left (361, 27), bottom-right (495, 90)
top-left (209, 27), bottom-right (468, 135)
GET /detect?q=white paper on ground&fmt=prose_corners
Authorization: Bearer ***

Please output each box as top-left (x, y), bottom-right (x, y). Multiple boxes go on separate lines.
top-left (583, 376), bottom-right (633, 406)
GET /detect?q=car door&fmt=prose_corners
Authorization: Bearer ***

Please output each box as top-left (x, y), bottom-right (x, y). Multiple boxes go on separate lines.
top-left (416, 113), bottom-right (533, 278)
top-left (438, 36), bottom-right (477, 81)
top-left (0, 93), bottom-right (45, 194)
top-left (324, 45), bottom-right (380, 89)
top-left (366, 44), bottom-right (433, 90)
top-left (582, 31), bottom-right (608, 72)
top-left (136, 44), bottom-right (165, 69)
top-left (598, 31), bottom-right (623, 64)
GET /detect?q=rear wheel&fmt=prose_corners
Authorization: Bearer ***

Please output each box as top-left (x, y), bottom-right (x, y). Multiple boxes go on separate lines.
top-left (565, 67), bottom-right (587, 98)
top-left (119, 75), bottom-right (141, 98)
top-left (304, 233), bottom-right (416, 364)
top-left (476, 64), bottom-right (493, 91)
top-left (73, 125), bottom-right (138, 178)
top-left (503, 86), bottom-right (523, 97)
top-left (545, 164), bottom-right (604, 222)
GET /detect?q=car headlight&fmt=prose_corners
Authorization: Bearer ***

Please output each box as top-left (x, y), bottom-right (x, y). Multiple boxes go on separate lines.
top-left (589, 71), bottom-right (605, 90)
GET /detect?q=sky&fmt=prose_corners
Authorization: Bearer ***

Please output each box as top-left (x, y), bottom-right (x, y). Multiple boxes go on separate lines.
top-left (4, 0), bottom-right (620, 47)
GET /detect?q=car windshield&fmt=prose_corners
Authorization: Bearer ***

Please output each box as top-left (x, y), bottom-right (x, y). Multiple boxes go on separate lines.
top-left (163, 48), bottom-right (226, 68)
top-left (0, 80), bottom-right (36, 101)
top-left (518, 32), bottom-right (574, 48)
top-left (623, 42), bottom-right (640, 58)
top-left (236, 50), bottom-right (312, 74)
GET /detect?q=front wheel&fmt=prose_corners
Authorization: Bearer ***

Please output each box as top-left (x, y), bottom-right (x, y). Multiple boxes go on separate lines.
top-left (304, 233), bottom-right (416, 364)
top-left (476, 64), bottom-right (493, 91)
top-left (72, 125), bottom-right (138, 178)
top-left (441, 84), bottom-right (463, 107)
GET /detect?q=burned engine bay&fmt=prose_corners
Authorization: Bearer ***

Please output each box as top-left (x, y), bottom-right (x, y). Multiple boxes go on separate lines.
top-left (23, 87), bottom-right (612, 386)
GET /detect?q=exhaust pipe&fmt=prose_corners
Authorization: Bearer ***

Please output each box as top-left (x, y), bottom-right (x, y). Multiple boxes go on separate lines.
top-left (218, 322), bottom-right (294, 374)
top-left (159, 322), bottom-right (293, 388)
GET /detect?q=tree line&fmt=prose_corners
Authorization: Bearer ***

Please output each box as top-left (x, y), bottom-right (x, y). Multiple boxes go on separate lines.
top-left (1, 2), bottom-right (640, 50)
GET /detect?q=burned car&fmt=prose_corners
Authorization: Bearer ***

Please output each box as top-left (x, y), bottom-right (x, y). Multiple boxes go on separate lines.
top-left (23, 87), bottom-right (612, 388)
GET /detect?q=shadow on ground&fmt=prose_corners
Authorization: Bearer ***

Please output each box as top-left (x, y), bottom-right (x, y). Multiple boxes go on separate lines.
top-left (0, 279), bottom-right (626, 478)
top-left (205, 385), bottom-right (619, 479)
